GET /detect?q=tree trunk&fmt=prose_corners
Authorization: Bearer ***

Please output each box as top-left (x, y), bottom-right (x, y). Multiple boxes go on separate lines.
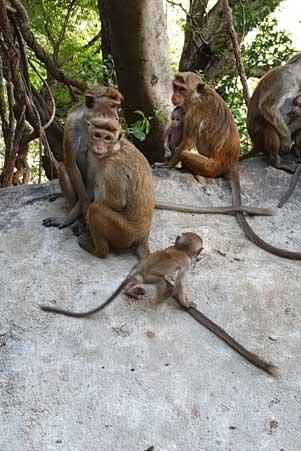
top-left (179, 0), bottom-right (282, 82)
top-left (103, 0), bottom-right (172, 163)
top-left (98, 0), bottom-right (111, 62)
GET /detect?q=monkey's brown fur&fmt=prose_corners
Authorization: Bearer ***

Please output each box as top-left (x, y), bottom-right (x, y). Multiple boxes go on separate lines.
top-left (163, 72), bottom-right (301, 260)
top-left (41, 232), bottom-right (281, 377)
top-left (167, 73), bottom-right (239, 177)
top-left (43, 85), bottom-right (123, 229)
top-left (77, 116), bottom-right (154, 259)
top-left (247, 53), bottom-right (301, 172)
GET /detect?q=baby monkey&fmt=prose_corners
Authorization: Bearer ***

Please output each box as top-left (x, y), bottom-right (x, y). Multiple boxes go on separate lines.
top-left (154, 106), bottom-right (185, 169)
top-left (41, 232), bottom-right (281, 376)
top-left (41, 232), bottom-right (203, 317)
top-left (164, 106), bottom-right (185, 161)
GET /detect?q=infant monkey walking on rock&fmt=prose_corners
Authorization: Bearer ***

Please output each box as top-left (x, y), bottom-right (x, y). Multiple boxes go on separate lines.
top-left (41, 232), bottom-right (203, 315)
top-left (41, 232), bottom-right (281, 376)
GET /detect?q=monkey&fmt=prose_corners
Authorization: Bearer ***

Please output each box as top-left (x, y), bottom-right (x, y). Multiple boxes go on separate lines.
top-left (240, 94), bottom-right (301, 163)
top-left (164, 106), bottom-right (185, 161)
top-left (70, 116), bottom-right (154, 259)
top-left (157, 72), bottom-right (239, 177)
top-left (40, 232), bottom-right (281, 377)
top-left (154, 72), bottom-right (301, 260)
top-left (284, 94), bottom-right (301, 160)
top-left (246, 53), bottom-right (301, 172)
top-left (43, 84), bottom-right (123, 231)
top-left (41, 82), bottom-right (272, 233)
top-left (277, 95), bottom-right (301, 207)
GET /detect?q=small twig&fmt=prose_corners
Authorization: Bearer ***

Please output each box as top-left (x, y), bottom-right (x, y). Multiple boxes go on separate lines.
top-left (222, 0), bottom-right (250, 106)
top-left (166, 0), bottom-right (209, 46)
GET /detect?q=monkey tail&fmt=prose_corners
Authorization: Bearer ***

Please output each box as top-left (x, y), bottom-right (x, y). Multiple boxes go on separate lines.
top-left (230, 164), bottom-right (301, 260)
top-left (278, 164), bottom-right (301, 208)
top-left (40, 264), bottom-right (139, 318)
top-left (239, 149), bottom-right (263, 161)
top-left (186, 306), bottom-right (281, 377)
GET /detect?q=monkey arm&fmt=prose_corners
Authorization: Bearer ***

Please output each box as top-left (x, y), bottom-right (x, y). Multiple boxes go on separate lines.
top-left (174, 264), bottom-right (195, 308)
top-left (260, 102), bottom-right (292, 149)
top-left (43, 200), bottom-right (82, 228)
top-left (64, 131), bottom-right (89, 214)
top-left (165, 137), bottom-right (195, 168)
top-left (288, 117), bottom-right (301, 135)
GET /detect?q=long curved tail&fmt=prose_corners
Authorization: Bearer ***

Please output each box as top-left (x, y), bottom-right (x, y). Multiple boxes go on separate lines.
top-left (278, 164), bottom-right (301, 208)
top-left (230, 164), bottom-right (301, 260)
top-left (40, 265), bottom-right (139, 318)
top-left (187, 306), bottom-right (281, 376)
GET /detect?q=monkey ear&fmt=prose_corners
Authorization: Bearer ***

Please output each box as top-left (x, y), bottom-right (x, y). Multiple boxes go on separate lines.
top-left (118, 132), bottom-right (124, 141)
top-left (175, 235), bottom-right (181, 245)
top-left (196, 83), bottom-right (205, 94)
top-left (85, 95), bottom-right (95, 109)
top-left (86, 120), bottom-right (91, 127)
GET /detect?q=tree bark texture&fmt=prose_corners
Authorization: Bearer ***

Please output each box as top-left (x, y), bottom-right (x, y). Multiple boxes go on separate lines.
top-left (103, 0), bottom-right (173, 163)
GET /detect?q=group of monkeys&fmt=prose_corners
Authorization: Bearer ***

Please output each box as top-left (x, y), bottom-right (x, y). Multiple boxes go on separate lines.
top-left (41, 54), bottom-right (301, 377)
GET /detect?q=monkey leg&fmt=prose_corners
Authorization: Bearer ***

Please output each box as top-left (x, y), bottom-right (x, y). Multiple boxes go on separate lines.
top-left (264, 125), bottom-right (296, 173)
top-left (123, 276), bottom-right (146, 300)
top-left (83, 202), bottom-right (141, 258)
top-left (143, 276), bottom-right (174, 304)
top-left (43, 200), bottom-right (81, 229)
top-left (174, 268), bottom-right (196, 308)
top-left (58, 162), bottom-right (77, 206)
top-left (180, 151), bottom-right (226, 177)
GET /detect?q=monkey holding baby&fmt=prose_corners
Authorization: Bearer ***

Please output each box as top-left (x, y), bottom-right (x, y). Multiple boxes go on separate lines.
top-left (154, 72), bottom-right (301, 260)
top-left (247, 53), bottom-right (301, 172)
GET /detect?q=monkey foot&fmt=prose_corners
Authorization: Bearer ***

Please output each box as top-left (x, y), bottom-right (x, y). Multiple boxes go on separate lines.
top-left (78, 233), bottom-right (96, 253)
top-left (124, 286), bottom-right (146, 300)
top-left (71, 218), bottom-right (86, 236)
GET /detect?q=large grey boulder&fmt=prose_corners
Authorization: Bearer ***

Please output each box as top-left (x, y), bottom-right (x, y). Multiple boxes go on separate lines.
top-left (0, 159), bottom-right (300, 451)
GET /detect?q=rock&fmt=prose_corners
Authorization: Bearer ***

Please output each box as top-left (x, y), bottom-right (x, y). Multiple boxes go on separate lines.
top-left (0, 159), bottom-right (300, 451)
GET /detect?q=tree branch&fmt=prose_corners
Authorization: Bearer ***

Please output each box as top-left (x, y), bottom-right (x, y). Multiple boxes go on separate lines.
top-left (222, 0), bottom-right (250, 105)
top-left (9, 0), bottom-right (86, 92)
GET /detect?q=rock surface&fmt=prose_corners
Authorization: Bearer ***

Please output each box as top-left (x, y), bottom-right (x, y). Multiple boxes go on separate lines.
top-left (0, 159), bottom-right (300, 451)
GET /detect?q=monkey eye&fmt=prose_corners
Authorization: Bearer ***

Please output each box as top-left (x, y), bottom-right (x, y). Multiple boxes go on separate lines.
top-left (94, 132), bottom-right (102, 139)
top-left (104, 135), bottom-right (112, 142)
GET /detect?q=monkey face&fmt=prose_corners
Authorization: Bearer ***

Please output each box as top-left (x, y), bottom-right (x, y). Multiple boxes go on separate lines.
top-left (292, 96), bottom-right (301, 116)
top-left (93, 97), bottom-right (121, 121)
top-left (172, 81), bottom-right (189, 106)
top-left (88, 118), bottom-right (122, 159)
top-left (171, 111), bottom-right (183, 127)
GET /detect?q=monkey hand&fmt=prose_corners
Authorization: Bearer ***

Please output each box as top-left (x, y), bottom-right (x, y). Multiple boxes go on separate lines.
top-left (42, 216), bottom-right (72, 229)
top-left (280, 135), bottom-right (292, 154)
top-left (80, 198), bottom-right (90, 216)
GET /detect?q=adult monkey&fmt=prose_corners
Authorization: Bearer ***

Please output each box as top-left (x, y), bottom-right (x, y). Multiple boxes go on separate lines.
top-left (76, 116), bottom-right (154, 259)
top-left (43, 81), bottom-right (271, 229)
top-left (43, 84), bottom-right (123, 230)
top-left (156, 71), bottom-right (301, 260)
top-left (246, 53), bottom-right (301, 172)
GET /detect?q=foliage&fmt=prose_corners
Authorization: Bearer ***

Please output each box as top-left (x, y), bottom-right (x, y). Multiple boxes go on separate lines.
top-left (127, 110), bottom-right (167, 142)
